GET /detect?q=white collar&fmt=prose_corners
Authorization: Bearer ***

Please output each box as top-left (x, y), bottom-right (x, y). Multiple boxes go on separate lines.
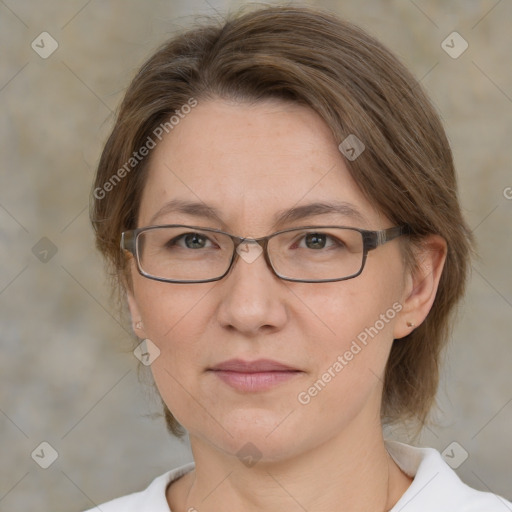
top-left (87, 442), bottom-right (511, 511)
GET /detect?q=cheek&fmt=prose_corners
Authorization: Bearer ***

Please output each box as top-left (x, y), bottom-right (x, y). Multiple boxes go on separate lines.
top-left (292, 286), bottom-right (400, 432)
top-left (296, 278), bottom-right (402, 396)
top-left (132, 279), bottom-right (218, 414)
top-left (133, 279), bottom-right (206, 373)
top-left (134, 276), bottom-right (212, 339)
top-left (297, 277), bottom-right (400, 349)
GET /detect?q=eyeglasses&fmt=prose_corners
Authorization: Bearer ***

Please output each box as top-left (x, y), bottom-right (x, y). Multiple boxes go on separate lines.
top-left (120, 224), bottom-right (409, 284)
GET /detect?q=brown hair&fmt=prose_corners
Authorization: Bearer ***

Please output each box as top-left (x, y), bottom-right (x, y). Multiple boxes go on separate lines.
top-left (90, 5), bottom-right (474, 437)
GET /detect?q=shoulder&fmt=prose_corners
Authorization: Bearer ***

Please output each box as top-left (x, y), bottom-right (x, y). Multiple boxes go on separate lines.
top-left (386, 440), bottom-right (512, 512)
top-left (82, 462), bottom-right (195, 512)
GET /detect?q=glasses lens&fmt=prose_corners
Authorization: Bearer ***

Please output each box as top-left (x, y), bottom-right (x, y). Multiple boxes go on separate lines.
top-left (137, 227), bottom-right (233, 281)
top-left (268, 227), bottom-right (364, 281)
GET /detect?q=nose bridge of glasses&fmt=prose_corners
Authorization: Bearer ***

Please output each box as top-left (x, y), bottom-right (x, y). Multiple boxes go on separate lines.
top-left (233, 236), bottom-right (268, 266)
top-left (232, 233), bottom-right (268, 245)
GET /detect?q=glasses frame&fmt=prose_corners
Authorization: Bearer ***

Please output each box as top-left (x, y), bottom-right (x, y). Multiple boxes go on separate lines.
top-left (120, 224), bottom-right (410, 284)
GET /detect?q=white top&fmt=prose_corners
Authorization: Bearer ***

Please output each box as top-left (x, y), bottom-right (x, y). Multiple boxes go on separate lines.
top-left (84, 441), bottom-right (511, 511)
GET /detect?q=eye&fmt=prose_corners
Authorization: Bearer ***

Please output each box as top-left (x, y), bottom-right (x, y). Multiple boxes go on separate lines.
top-left (295, 232), bottom-right (345, 250)
top-left (167, 232), bottom-right (216, 250)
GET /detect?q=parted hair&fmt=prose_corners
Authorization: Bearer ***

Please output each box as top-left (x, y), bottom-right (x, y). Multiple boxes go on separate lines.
top-left (90, 5), bottom-right (474, 437)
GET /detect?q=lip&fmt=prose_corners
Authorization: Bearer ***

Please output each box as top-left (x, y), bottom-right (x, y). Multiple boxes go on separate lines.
top-left (208, 359), bottom-right (303, 392)
top-left (208, 358), bottom-right (300, 372)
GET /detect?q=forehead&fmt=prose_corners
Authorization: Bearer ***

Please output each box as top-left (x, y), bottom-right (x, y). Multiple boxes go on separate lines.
top-left (137, 99), bottom-right (384, 232)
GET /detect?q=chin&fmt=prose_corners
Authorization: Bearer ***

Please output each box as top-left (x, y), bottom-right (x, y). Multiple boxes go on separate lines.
top-left (202, 409), bottom-right (310, 463)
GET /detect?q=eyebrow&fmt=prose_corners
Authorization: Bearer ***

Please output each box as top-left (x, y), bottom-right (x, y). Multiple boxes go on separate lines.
top-left (148, 198), bottom-right (368, 230)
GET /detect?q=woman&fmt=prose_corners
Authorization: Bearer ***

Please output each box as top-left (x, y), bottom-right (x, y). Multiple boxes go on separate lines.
top-left (88, 5), bottom-right (511, 511)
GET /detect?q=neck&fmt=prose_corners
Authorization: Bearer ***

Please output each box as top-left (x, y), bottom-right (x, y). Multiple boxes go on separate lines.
top-left (167, 417), bottom-right (412, 511)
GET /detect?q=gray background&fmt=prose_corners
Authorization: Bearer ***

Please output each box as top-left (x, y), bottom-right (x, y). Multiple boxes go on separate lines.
top-left (1, 0), bottom-right (511, 510)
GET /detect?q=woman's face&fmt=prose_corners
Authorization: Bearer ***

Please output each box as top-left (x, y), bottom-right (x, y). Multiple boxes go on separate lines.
top-left (127, 98), bottom-right (411, 462)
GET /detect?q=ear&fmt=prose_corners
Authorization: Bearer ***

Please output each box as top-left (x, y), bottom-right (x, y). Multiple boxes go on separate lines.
top-left (393, 234), bottom-right (447, 340)
top-left (125, 280), bottom-right (147, 339)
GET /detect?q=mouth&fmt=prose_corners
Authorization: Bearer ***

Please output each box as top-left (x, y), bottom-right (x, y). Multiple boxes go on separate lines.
top-left (207, 359), bottom-right (303, 392)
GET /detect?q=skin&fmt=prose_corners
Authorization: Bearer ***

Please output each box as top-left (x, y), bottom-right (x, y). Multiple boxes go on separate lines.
top-left (126, 99), bottom-right (447, 512)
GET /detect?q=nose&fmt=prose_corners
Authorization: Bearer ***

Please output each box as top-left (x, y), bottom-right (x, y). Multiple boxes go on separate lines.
top-left (215, 240), bottom-right (288, 335)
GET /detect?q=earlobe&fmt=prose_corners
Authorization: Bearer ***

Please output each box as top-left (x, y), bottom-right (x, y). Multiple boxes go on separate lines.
top-left (393, 235), bottom-right (447, 340)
